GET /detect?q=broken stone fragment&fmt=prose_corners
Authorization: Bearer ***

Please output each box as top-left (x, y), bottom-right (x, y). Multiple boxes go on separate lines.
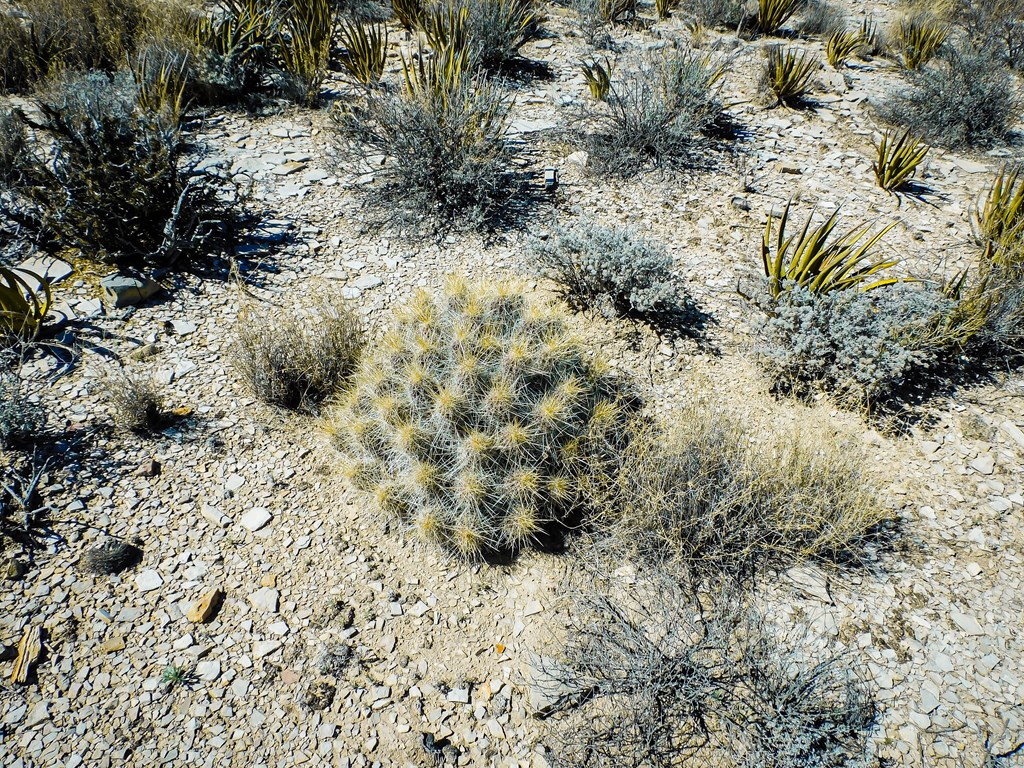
top-left (100, 274), bottom-right (161, 308)
top-left (187, 587), bottom-right (225, 624)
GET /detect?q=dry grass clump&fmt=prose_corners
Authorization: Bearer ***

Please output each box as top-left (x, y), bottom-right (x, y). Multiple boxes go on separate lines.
top-left (100, 367), bottom-right (167, 433)
top-left (328, 278), bottom-right (630, 559)
top-left (232, 292), bottom-right (363, 413)
top-left (581, 400), bottom-right (890, 582)
top-left (548, 569), bottom-right (876, 768)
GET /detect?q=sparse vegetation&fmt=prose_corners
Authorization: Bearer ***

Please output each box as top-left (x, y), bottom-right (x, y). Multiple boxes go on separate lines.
top-left (0, 376), bottom-right (46, 449)
top-left (757, 0), bottom-right (803, 35)
top-left (687, 0), bottom-right (750, 30)
top-left (826, 29), bottom-right (864, 67)
top-left (328, 279), bottom-right (629, 559)
top-left (761, 45), bottom-right (819, 106)
top-left (532, 221), bottom-right (680, 320)
top-left (0, 72), bottom-right (230, 267)
top-left (331, 44), bottom-right (516, 227)
top-left (277, 0), bottom-right (338, 106)
top-left (880, 48), bottom-right (1023, 149)
top-left (0, 268), bottom-right (50, 343)
top-left (337, 20), bottom-right (388, 85)
top-left (581, 58), bottom-right (612, 101)
top-left (873, 129), bottom-right (929, 193)
top-left (896, 13), bottom-right (948, 70)
top-left (100, 367), bottom-right (167, 433)
top-left (580, 48), bottom-right (724, 175)
top-left (233, 292), bottom-right (364, 413)
top-left (797, 0), bottom-right (846, 36)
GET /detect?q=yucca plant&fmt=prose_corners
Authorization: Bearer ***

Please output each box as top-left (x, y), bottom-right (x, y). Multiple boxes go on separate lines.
top-left (194, 0), bottom-right (280, 95)
top-left (977, 167), bottom-right (1024, 247)
top-left (873, 129), bottom-right (929, 193)
top-left (328, 278), bottom-right (627, 558)
top-left (582, 58), bottom-right (612, 101)
top-left (826, 29), bottom-right (863, 68)
top-left (762, 201), bottom-right (899, 299)
top-left (131, 48), bottom-right (189, 124)
top-left (897, 15), bottom-right (947, 71)
top-left (656, 0), bottom-right (680, 20)
top-left (422, 5), bottom-right (469, 57)
top-left (392, 0), bottom-right (423, 31)
top-left (762, 46), bottom-right (819, 107)
top-left (858, 15), bottom-right (882, 56)
top-left (338, 21), bottom-right (387, 85)
top-left (930, 267), bottom-right (992, 349)
top-left (599, 0), bottom-right (637, 23)
top-left (0, 268), bottom-right (50, 342)
top-left (756, 0), bottom-right (802, 35)
top-left (278, 0), bottom-right (336, 105)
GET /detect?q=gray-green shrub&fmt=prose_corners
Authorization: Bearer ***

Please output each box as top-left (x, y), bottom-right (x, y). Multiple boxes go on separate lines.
top-left (532, 221), bottom-right (679, 320)
top-left (0, 376), bottom-right (46, 448)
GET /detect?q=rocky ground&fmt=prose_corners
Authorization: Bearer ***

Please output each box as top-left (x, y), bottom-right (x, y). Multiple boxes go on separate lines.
top-left (3, 1), bottom-right (1024, 766)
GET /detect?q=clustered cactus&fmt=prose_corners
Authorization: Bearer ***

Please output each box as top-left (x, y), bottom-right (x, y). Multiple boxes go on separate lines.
top-left (330, 279), bottom-right (624, 558)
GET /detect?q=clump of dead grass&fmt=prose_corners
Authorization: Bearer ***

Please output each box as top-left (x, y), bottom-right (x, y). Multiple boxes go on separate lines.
top-left (100, 366), bottom-right (168, 433)
top-left (232, 291), bottom-right (363, 413)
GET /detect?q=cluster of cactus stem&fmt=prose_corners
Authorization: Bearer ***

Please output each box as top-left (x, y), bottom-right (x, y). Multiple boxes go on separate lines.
top-left (331, 278), bottom-right (623, 559)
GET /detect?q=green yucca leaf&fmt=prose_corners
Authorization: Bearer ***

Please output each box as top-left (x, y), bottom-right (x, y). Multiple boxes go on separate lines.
top-left (581, 58), bottom-right (612, 101)
top-left (757, 0), bottom-right (802, 35)
top-left (978, 167), bottom-right (1024, 245)
top-left (423, 4), bottom-right (469, 54)
top-left (826, 29), bottom-right (864, 68)
top-left (338, 21), bottom-right (388, 85)
top-left (897, 15), bottom-right (947, 71)
top-left (0, 268), bottom-right (51, 340)
top-left (762, 201), bottom-right (899, 299)
top-left (763, 46), bottom-right (819, 107)
top-left (656, 0), bottom-right (680, 19)
top-left (277, 0), bottom-right (337, 105)
top-left (131, 50), bottom-right (188, 124)
top-left (392, 0), bottom-right (423, 31)
top-left (599, 0), bottom-right (637, 23)
top-left (873, 129), bottom-right (929, 193)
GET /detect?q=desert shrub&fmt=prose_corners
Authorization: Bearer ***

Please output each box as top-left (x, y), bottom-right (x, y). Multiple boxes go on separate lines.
top-left (951, 0), bottom-right (1024, 65)
top-left (687, 0), bottom-right (750, 31)
top-left (756, 0), bottom-right (802, 35)
top-left (328, 278), bottom-right (629, 559)
top-left (580, 48), bottom-right (724, 175)
top-left (879, 49), bottom-right (1022, 149)
top-left (0, 72), bottom-right (229, 267)
top-left (233, 293), bottom-right (363, 413)
top-left (761, 45), bottom-right (819, 106)
top-left (979, 271), bottom-right (1024, 351)
top-left (0, 376), bottom-right (46, 448)
top-left (532, 221), bottom-right (679, 320)
top-left (797, 0), bottom-right (845, 36)
top-left (549, 571), bottom-right (876, 768)
top-left (100, 366), bottom-right (167, 433)
top-left (0, 0), bottom-right (150, 94)
top-left (331, 48), bottom-right (516, 227)
top-left (437, 0), bottom-right (536, 71)
top-left (580, 399), bottom-right (888, 579)
top-left (558, 0), bottom-right (613, 47)
top-left (277, 0), bottom-right (337, 106)
top-left (756, 283), bottom-right (952, 405)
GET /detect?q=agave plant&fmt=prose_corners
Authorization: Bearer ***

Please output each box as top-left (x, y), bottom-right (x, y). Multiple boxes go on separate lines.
top-left (656, 0), bottom-right (680, 19)
top-left (392, 0), bottom-right (423, 31)
top-left (278, 0), bottom-right (337, 105)
top-left (977, 167), bottom-right (1024, 246)
top-left (858, 15), bottom-right (881, 56)
top-left (757, 0), bottom-right (802, 35)
top-left (762, 46), bottom-right (819, 107)
top-left (0, 268), bottom-right (50, 341)
top-left (762, 202), bottom-right (899, 299)
top-left (826, 29), bottom-right (863, 68)
top-left (131, 49), bottom-right (189, 125)
top-left (582, 58), bottom-right (612, 101)
top-left (422, 4), bottom-right (469, 55)
top-left (897, 15), bottom-right (947, 71)
top-left (338, 21), bottom-right (387, 85)
top-left (873, 129), bottom-right (929, 193)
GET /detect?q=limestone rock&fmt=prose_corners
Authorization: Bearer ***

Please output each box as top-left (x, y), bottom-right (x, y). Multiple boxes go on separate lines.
top-left (100, 274), bottom-right (161, 308)
top-left (187, 587), bottom-right (225, 623)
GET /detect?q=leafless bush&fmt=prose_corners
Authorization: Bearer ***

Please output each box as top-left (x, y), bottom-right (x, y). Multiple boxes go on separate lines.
top-left (232, 292), bottom-right (363, 413)
top-left (546, 568), bottom-right (875, 768)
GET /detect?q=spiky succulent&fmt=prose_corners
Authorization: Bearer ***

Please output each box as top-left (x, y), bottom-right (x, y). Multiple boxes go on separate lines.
top-left (330, 279), bottom-right (625, 559)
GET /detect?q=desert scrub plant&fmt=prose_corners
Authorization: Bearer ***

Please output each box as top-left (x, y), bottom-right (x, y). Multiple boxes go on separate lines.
top-left (580, 48), bottom-right (724, 175)
top-left (337, 20), bottom-right (387, 85)
top-left (192, 0), bottom-right (282, 102)
top-left (331, 45), bottom-right (516, 227)
top-left (896, 13), bottom-right (948, 70)
top-left (0, 73), bottom-right (230, 267)
top-left (599, 0), bottom-right (638, 24)
top-left (277, 0), bottom-right (337, 105)
top-left (952, 0), bottom-right (1024, 66)
top-left (656, 0), bottom-right (680, 20)
top-left (687, 0), bottom-right (750, 31)
top-left (532, 220), bottom-right (679, 320)
top-left (423, 0), bottom-right (537, 72)
top-left (756, 283), bottom-right (954, 405)
top-left (873, 129), bottom-right (929, 194)
top-left (233, 292), bottom-right (363, 413)
top-left (581, 58), bottom-right (612, 100)
top-left (392, 0), bottom-right (423, 30)
top-left (0, 268), bottom-right (51, 343)
top-left (581, 399), bottom-right (889, 577)
top-left (328, 278), bottom-right (628, 559)
top-left (761, 45), bottom-right (819, 107)
top-left (549, 570), bottom-right (877, 768)
top-left (879, 48), bottom-right (1023, 149)
top-left (761, 202), bottom-right (899, 299)
top-left (826, 29), bottom-right (864, 68)
top-left (0, 376), bottom-right (46, 449)
top-left (756, 0), bottom-right (802, 35)
top-left (977, 167), bottom-right (1024, 254)
top-left (797, 0), bottom-right (846, 36)
top-left (100, 366), bottom-right (168, 433)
